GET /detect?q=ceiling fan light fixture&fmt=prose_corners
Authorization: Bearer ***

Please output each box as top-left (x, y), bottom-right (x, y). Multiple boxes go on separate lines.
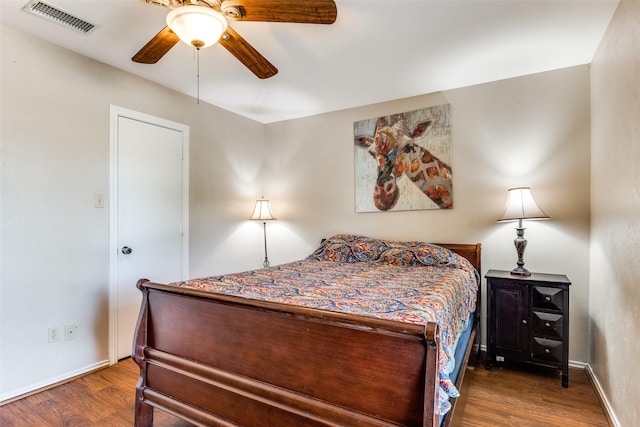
top-left (166, 6), bottom-right (228, 49)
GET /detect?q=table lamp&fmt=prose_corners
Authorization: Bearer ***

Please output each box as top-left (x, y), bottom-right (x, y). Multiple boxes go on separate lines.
top-left (497, 187), bottom-right (549, 276)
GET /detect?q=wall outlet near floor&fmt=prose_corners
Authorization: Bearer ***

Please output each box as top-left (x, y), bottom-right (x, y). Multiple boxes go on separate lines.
top-left (48, 326), bottom-right (61, 343)
top-left (64, 324), bottom-right (78, 341)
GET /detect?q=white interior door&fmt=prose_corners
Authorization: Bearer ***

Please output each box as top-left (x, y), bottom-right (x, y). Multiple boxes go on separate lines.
top-left (110, 106), bottom-right (189, 361)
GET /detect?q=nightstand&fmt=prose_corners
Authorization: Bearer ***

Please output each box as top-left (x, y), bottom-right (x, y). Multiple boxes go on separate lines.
top-left (485, 269), bottom-right (570, 387)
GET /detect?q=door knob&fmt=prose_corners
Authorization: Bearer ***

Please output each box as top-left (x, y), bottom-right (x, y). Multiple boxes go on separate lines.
top-left (121, 246), bottom-right (133, 255)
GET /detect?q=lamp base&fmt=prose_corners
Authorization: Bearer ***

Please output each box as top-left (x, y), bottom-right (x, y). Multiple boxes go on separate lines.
top-left (511, 266), bottom-right (531, 276)
top-left (262, 221), bottom-right (270, 268)
top-left (511, 221), bottom-right (531, 276)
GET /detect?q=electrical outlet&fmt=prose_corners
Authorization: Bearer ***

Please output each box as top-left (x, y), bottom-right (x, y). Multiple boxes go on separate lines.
top-left (64, 324), bottom-right (78, 341)
top-left (48, 327), bottom-right (60, 343)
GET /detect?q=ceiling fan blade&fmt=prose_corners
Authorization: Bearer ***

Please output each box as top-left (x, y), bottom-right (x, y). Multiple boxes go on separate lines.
top-left (221, 0), bottom-right (337, 24)
top-left (218, 27), bottom-right (278, 79)
top-left (132, 26), bottom-right (180, 64)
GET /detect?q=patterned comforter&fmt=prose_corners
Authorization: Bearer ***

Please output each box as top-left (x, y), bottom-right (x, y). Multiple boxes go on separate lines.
top-left (173, 234), bottom-right (479, 415)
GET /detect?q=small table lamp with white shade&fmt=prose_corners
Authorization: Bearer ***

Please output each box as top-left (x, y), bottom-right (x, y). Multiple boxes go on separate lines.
top-left (497, 187), bottom-right (549, 276)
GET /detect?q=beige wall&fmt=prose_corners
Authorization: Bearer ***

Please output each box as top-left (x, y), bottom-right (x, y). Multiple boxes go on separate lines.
top-left (263, 66), bottom-right (592, 364)
top-left (590, 1), bottom-right (640, 425)
top-left (0, 25), bottom-right (265, 399)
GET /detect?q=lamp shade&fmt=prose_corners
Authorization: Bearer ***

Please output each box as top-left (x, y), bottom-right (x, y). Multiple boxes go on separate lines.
top-left (166, 6), bottom-right (228, 49)
top-left (250, 198), bottom-right (276, 221)
top-left (497, 187), bottom-right (549, 222)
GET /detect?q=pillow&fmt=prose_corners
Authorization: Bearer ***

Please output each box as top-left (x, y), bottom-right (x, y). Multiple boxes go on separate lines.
top-left (307, 234), bottom-right (388, 262)
top-left (417, 242), bottom-right (477, 277)
top-left (378, 241), bottom-right (451, 266)
top-left (380, 240), bottom-right (474, 272)
top-left (308, 234), bottom-right (476, 277)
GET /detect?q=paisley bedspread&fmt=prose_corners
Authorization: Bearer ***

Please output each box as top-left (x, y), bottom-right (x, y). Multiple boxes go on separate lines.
top-left (172, 234), bottom-right (479, 415)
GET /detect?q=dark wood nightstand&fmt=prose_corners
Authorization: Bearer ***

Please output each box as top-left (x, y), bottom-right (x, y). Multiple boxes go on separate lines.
top-left (485, 269), bottom-right (570, 387)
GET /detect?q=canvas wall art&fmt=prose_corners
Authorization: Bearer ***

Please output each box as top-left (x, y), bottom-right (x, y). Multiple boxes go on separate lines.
top-left (354, 104), bottom-right (453, 212)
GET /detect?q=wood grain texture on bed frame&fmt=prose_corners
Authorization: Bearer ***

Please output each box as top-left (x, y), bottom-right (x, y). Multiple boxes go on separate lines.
top-left (133, 243), bottom-right (481, 427)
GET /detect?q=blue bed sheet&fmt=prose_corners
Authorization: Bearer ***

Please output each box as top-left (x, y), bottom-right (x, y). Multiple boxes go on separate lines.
top-left (439, 313), bottom-right (475, 425)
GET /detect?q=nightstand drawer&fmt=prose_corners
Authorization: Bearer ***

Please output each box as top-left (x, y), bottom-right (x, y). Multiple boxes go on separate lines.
top-left (532, 286), bottom-right (563, 311)
top-left (532, 337), bottom-right (563, 363)
top-left (532, 311), bottom-right (563, 338)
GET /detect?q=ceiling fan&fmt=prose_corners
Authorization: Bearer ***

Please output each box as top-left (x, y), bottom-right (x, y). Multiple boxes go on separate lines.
top-left (132, 0), bottom-right (338, 79)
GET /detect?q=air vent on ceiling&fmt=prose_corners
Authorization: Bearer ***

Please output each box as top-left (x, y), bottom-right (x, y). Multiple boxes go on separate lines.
top-left (23, 0), bottom-right (97, 35)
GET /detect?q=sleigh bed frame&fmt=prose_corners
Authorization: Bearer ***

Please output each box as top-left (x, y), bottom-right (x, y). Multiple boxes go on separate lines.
top-left (133, 243), bottom-right (481, 427)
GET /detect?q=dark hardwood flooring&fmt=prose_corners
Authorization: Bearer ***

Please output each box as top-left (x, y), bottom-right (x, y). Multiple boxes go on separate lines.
top-left (0, 358), bottom-right (610, 426)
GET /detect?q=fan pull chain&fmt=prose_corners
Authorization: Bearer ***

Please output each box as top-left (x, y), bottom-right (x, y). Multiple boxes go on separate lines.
top-left (196, 47), bottom-right (200, 104)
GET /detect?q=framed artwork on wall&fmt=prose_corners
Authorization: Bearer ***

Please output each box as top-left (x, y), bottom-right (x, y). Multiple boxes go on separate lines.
top-left (354, 104), bottom-right (453, 212)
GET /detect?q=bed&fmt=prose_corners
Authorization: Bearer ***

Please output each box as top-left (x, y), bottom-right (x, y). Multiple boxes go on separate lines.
top-left (133, 234), bottom-right (481, 427)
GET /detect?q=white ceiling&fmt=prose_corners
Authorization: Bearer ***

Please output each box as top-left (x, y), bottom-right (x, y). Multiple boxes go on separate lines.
top-left (1, 0), bottom-right (619, 123)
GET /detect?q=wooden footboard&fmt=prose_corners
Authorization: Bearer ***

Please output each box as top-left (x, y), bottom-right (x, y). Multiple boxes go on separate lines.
top-left (133, 243), bottom-right (480, 427)
top-left (134, 280), bottom-right (442, 427)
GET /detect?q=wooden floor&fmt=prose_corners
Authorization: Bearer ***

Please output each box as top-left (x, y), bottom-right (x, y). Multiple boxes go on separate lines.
top-left (0, 358), bottom-right (610, 426)
top-left (450, 362), bottom-right (610, 427)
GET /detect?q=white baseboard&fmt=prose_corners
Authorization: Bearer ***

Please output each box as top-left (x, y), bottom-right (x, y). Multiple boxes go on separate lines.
top-left (584, 364), bottom-right (620, 427)
top-left (0, 359), bottom-right (111, 405)
top-left (569, 359), bottom-right (587, 369)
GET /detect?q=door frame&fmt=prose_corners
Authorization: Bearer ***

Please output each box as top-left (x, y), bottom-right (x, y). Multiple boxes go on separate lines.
top-left (108, 105), bottom-right (190, 364)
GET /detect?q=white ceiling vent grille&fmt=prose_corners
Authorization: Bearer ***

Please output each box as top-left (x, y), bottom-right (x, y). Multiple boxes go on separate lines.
top-left (23, 0), bottom-right (97, 35)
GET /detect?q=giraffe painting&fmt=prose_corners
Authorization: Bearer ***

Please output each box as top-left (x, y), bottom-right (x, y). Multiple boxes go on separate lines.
top-left (354, 104), bottom-right (453, 212)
